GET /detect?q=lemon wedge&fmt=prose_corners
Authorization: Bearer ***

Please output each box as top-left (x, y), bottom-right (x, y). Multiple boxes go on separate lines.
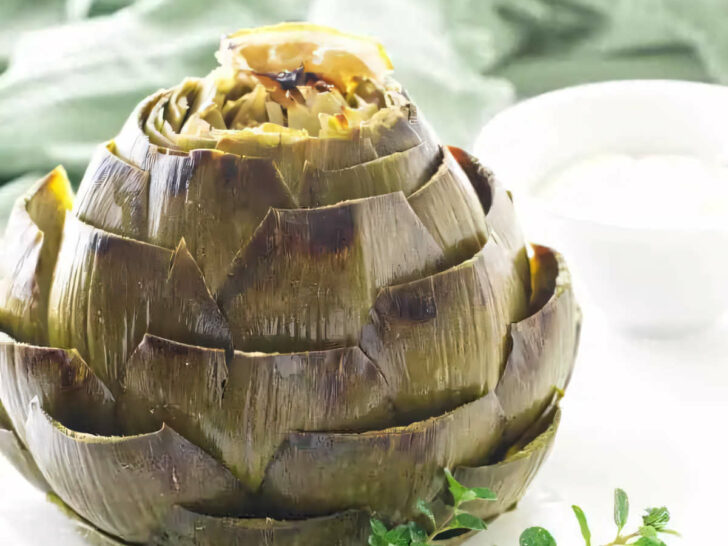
top-left (217, 22), bottom-right (393, 91)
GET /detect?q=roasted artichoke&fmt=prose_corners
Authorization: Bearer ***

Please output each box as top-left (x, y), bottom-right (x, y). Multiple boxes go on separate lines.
top-left (0, 23), bottom-right (580, 545)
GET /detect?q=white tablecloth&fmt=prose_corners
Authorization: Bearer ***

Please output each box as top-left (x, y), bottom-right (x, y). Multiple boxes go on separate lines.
top-left (1, 303), bottom-right (724, 545)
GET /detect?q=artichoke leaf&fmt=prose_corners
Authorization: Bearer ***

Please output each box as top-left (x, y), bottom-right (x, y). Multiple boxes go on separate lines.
top-left (408, 148), bottom-right (489, 267)
top-left (449, 147), bottom-right (530, 291)
top-left (23, 399), bottom-right (247, 543)
top-left (0, 341), bottom-right (115, 443)
top-left (0, 383), bottom-right (48, 490)
top-left (152, 505), bottom-right (370, 546)
top-left (496, 246), bottom-right (580, 445)
top-left (119, 334), bottom-right (395, 491)
top-left (114, 91), bottom-right (165, 169)
top-left (215, 105), bottom-right (431, 187)
top-left (47, 494), bottom-right (130, 546)
top-left (145, 148), bottom-right (296, 292)
top-left (0, 167), bottom-right (73, 345)
top-left (0, 397), bottom-right (9, 429)
top-left (216, 134), bottom-right (379, 196)
top-left (219, 192), bottom-right (444, 352)
top-left (450, 408), bottom-right (562, 521)
top-left (0, 426), bottom-right (49, 492)
top-left (48, 216), bottom-right (231, 393)
top-left (361, 238), bottom-right (528, 419)
top-left (298, 140), bottom-right (441, 207)
top-left (74, 141), bottom-right (150, 240)
top-left (260, 390), bottom-right (505, 520)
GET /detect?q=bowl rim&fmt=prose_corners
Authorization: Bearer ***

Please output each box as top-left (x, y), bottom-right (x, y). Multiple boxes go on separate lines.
top-left (474, 79), bottom-right (728, 235)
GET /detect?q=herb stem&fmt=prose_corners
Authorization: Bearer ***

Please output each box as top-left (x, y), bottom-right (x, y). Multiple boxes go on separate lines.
top-left (603, 530), bottom-right (640, 545)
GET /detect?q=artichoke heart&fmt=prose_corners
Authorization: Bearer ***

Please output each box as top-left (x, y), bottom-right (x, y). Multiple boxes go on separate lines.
top-left (0, 22), bottom-right (580, 545)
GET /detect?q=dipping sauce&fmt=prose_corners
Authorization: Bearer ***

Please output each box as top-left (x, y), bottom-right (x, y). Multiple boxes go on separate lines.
top-left (536, 154), bottom-right (728, 229)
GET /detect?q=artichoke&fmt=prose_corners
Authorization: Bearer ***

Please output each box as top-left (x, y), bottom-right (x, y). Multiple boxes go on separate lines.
top-left (0, 23), bottom-right (580, 545)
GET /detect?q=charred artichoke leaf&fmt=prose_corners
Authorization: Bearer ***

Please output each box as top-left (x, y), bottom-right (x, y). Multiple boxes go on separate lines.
top-left (0, 167), bottom-right (73, 345)
top-left (153, 506), bottom-right (370, 546)
top-left (496, 246), bottom-right (580, 445)
top-left (451, 408), bottom-right (561, 521)
top-left (297, 141), bottom-right (442, 207)
top-left (48, 216), bottom-right (231, 393)
top-left (449, 147), bottom-right (530, 292)
top-left (260, 390), bottom-right (505, 520)
top-left (361, 238), bottom-right (528, 419)
top-left (407, 148), bottom-right (489, 267)
top-left (74, 141), bottom-right (150, 241)
top-left (145, 149), bottom-right (296, 292)
top-left (119, 334), bottom-right (395, 491)
top-left (0, 341), bottom-right (114, 443)
top-left (219, 192), bottom-right (444, 352)
top-left (24, 399), bottom-right (247, 543)
top-left (0, 426), bottom-right (49, 492)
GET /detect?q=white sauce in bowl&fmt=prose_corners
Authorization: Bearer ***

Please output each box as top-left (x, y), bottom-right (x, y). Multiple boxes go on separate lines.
top-left (536, 154), bottom-right (728, 229)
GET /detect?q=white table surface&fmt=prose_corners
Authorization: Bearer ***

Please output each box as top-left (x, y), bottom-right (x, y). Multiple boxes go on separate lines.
top-left (1, 300), bottom-right (725, 545)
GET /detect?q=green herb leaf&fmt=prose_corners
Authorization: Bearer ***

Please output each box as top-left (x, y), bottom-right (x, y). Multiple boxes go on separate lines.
top-left (384, 524), bottom-right (412, 545)
top-left (614, 488), bottom-right (629, 532)
top-left (407, 521), bottom-right (428, 542)
top-left (444, 468), bottom-right (469, 506)
top-left (368, 534), bottom-right (390, 546)
top-left (470, 486), bottom-right (497, 501)
top-left (571, 505), bottom-right (592, 546)
top-left (416, 499), bottom-right (436, 528)
top-left (642, 507), bottom-right (670, 531)
top-left (640, 525), bottom-right (658, 538)
top-left (370, 518), bottom-right (388, 537)
top-left (519, 527), bottom-right (557, 546)
top-left (451, 513), bottom-right (487, 531)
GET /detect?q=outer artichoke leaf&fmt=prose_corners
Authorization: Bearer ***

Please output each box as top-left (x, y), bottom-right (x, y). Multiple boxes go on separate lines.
top-left (360, 238), bottom-right (528, 418)
top-left (297, 141), bottom-right (442, 207)
top-left (0, 167), bottom-right (73, 345)
top-left (0, 397), bottom-right (10, 429)
top-left (153, 505), bottom-right (370, 546)
top-left (495, 246), bottom-right (580, 445)
top-left (119, 334), bottom-right (395, 491)
top-left (47, 494), bottom-right (130, 546)
top-left (48, 216), bottom-right (232, 393)
top-left (24, 399), bottom-right (247, 544)
top-left (74, 141), bottom-right (150, 241)
top-left (260, 390), bottom-right (505, 520)
top-left (219, 192), bottom-right (444, 352)
top-left (450, 408), bottom-right (562, 521)
top-left (145, 148), bottom-right (296, 292)
top-left (114, 91), bottom-right (165, 169)
top-left (0, 341), bottom-right (115, 444)
top-left (407, 148), bottom-right (489, 267)
top-left (449, 147), bottom-right (530, 292)
top-left (0, 427), bottom-right (49, 492)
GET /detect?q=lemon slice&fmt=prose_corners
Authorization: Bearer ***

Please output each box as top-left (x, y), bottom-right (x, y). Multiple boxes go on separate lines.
top-left (217, 22), bottom-right (393, 91)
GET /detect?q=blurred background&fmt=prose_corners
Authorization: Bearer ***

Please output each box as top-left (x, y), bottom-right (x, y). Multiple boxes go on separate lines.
top-left (1, 0), bottom-right (728, 196)
top-left (1, 1), bottom-right (727, 544)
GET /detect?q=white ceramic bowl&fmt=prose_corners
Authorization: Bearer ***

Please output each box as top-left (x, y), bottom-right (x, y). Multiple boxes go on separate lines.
top-left (475, 80), bottom-right (728, 336)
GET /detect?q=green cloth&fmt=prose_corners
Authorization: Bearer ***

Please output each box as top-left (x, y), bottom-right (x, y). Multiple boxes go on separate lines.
top-left (0, 0), bottom-right (724, 194)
